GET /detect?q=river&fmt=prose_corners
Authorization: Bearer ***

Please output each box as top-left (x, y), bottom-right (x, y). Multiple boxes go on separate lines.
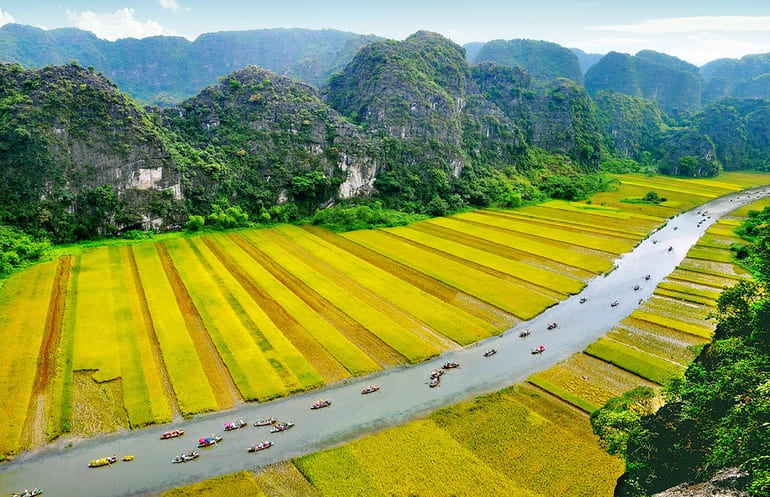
top-left (1, 186), bottom-right (768, 497)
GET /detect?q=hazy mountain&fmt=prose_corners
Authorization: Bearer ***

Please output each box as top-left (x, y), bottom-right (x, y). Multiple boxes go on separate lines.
top-left (570, 48), bottom-right (603, 74)
top-left (0, 24), bottom-right (381, 104)
top-left (463, 42), bottom-right (485, 63)
top-left (701, 53), bottom-right (770, 103)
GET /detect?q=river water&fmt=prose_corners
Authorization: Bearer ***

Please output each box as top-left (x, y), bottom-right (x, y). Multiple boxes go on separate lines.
top-left (1, 186), bottom-right (768, 497)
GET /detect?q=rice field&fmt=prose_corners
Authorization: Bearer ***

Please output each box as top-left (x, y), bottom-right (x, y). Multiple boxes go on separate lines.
top-left (1, 172), bottom-right (768, 461)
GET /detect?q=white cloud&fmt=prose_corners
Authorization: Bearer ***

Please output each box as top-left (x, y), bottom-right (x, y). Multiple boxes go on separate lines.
top-left (66, 8), bottom-right (171, 41)
top-left (158, 0), bottom-right (181, 14)
top-left (0, 8), bottom-right (16, 26)
top-left (590, 16), bottom-right (770, 34)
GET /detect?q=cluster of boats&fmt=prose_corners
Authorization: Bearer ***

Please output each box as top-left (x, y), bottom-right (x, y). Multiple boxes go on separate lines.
top-left (224, 419), bottom-right (248, 431)
top-left (361, 385), bottom-right (380, 394)
top-left (171, 451), bottom-right (199, 463)
top-left (11, 489), bottom-right (42, 497)
top-left (428, 361), bottom-right (461, 387)
top-left (160, 429), bottom-right (184, 440)
top-left (310, 399), bottom-right (332, 409)
top-left (88, 454), bottom-right (133, 468)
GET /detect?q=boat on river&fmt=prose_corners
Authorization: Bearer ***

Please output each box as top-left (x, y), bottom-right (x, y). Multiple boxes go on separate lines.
top-left (11, 489), bottom-right (42, 497)
top-left (311, 399), bottom-right (332, 409)
top-left (361, 385), bottom-right (380, 394)
top-left (531, 345), bottom-right (545, 355)
top-left (442, 361), bottom-right (460, 369)
top-left (547, 322), bottom-right (557, 330)
top-left (160, 429), bottom-right (184, 440)
top-left (224, 419), bottom-right (247, 431)
top-left (171, 451), bottom-right (199, 463)
top-left (197, 436), bottom-right (222, 448)
top-left (611, 300), bottom-right (619, 307)
top-left (253, 417), bottom-right (277, 427)
top-left (247, 441), bottom-right (273, 453)
top-left (88, 455), bottom-right (118, 468)
top-left (519, 329), bottom-right (531, 337)
top-left (429, 377), bottom-right (440, 388)
top-left (270, 422), bottom-right (294, 433)
top-left (483, 349), bottom-right (497, 357)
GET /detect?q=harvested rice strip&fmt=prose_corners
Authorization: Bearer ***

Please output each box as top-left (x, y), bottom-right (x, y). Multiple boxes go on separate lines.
top-left (409, 221), bottom-right (594, 282)
top-left (254, 463), bottom-right (322, 497)
top-left (0, 261), bottom-right (58, 456)
top-left (242, 231), bottom-right (439, 363)
top-left (392, 225), bottom-right (584, 296)
top-left (212, 235), bottom-right (368, 379)
top-left (347, 420), bottom-right (533, 497)
top-left (608, 326), bottom-right (701, 366)
top-left (276, 225), bottom-right (492, 345)
top-left (344, 229), bottom-right (556, 319)
top-left (71, 246), bottom-right (121, 382)
top-left (302, 225), bottom-right (516, 330)
top-left (427, 216), bottom-right (614, 273)
top-left (527, 375), bottom-right (600, 413)
top-left (131, 243), bottom-right (218, 416)
top-left (654, 288), bottom-right (718, 307)
top-left (433, 385), bottom-right (623, 497)
top-left (585, 338), bottom-right (685, 384)
top-left (165, 238), bottom-right (289, 401)
top-left (657, 280), bottom-right (722, 301)
top-left (263, 228), bottom-right (454, 352)
top-left (459, 211), bottom-right (634, 254)
top-left (631, 310), bottom-right (714, 339)
top-left (643, 295), bottom-right (714, 322)
top-left (231, 232), bottom-right (401, 369)
top-left (679, 258), bottom-right (750, 279)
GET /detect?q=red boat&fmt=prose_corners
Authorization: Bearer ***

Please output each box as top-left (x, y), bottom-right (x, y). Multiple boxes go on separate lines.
top-left (160, 429), bottom-right (184, 440)
top-left (311, 399), bottom-right (332, 410)
top-left (531, 345), bottom-right (545, 355)
top-left (270, 422), bottom-right (294, 433)
top-left (442, 361), bottom-right (460, 369)
top-left (547, 323), bottom-right (557, 330)
top-left (361, 385), bottom-right (380, 394)
top-left (248, 441), bottom-right (273, 453)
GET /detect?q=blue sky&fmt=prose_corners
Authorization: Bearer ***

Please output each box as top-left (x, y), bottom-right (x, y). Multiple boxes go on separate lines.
top-left (1, 1), bottom-right (770, 64)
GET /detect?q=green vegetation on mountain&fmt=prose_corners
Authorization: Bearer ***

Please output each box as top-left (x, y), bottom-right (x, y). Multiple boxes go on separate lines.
top-left (591, 216), bottom-right (770, 496)
top-left (585, 51), bottom-right (702, 120)
top-left (702, 53), bottom-right (770, 104)
top-left (473, 39), bottom-right (584, 84)
top-left (0, 24), bottom-right (381, 104)
top-left (592, 90), bottom-right (666, 162)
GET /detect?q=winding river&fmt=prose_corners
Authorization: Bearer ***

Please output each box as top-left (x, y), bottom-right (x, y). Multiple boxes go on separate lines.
top-left (1, 186), bottom-right (769, 497)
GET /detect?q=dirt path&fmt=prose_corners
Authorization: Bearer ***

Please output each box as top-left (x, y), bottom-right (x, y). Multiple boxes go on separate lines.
top-left (155, 243), bottom-right (243, 410)
top-left (21, 256), bottom-right (71, 449)
top-left (126, 247), bottom-right (182, 421)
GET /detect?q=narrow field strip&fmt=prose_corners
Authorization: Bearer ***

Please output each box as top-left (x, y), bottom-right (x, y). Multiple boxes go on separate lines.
top-left (124, 247), bottom-right (179, 421)
top-left (231, 233), bottom-right (404, 369)
top-left (71, 247), bottom-right (121, 382)
top-left (487, 209), bottom-right (644, 239)
top-left (642, 296), bottom-right (713, 324)
top-left (631, 310), bottom-right (714, 339)
top-left (210, 235), bottom-right (367, 380)
top-left (409, 220), bottom-right (595, 282)
top-left (616, 179), bottom-right (725, 199)
top-left (20, 256), bottom-right (71, 449)
top-left (392, 225), bottom-right (584, 296)
top-left (343, 228), bottom-right (556, 319)
top-left (263, 228), bottom-right (456, 351)
top-left (686, 246), bottom-right (735, 263)
top-left (131, 243), bottom-right (218, 416)
top-left (253, 463), bottom-right (322, 497)
top-left (458, 211), bottom-right (635, 254)
top-left (432, 385), bottom-right (623, 497)
top-left (678, 258), bottom-right (750, 279)
top-left (527, 375), bottom-right (601, 413)
top-left (0, 261), bottom-right (58, 456)
top-left (608, 326), bottom-right (702, 366)
top-left (301, 225), bottom-right (517, 330)
top-left (669, 268), bottom-right (741, 288)
top-left (538, 199), bottom-right (663, 223)
top-left (106, 246), bottom-right (157, 427)
top-left (164, 238), bottom-right (290, 402)
top-left (654, 288), bottom-right (718, 307)
top-left (275, 225), bottom-right (492, 345)
top-left (427, 216), bottom-right (615, 273)
top-left (607, 173), bottom-right (740, 195)
top-left (656, 281), bottom-right (722, 301)
top-left (584, 337), bottom-right (685, 385)
top-left (240, 231), bottom-right (439, 363)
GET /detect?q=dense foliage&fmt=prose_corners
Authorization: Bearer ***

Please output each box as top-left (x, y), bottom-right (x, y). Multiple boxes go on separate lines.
top-left (592, 218), bottom-right (770, 496)
top-left (0, 224), bottom-right (49, 276)
top-left (473, 38), bottom-right (584, 84)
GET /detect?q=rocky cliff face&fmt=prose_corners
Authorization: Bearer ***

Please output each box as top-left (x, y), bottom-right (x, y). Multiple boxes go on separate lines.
top-left (0, 63), bottom-right (183, 240)
top-left (649, 468), bottom-right (749, 497)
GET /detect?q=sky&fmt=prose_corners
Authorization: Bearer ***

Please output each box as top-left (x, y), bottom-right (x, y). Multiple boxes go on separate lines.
top-left (1, 0), bottom-right (770, 65)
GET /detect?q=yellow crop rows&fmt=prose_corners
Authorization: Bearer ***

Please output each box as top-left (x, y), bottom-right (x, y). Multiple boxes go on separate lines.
top-left (275, 225), bottom-right (494, 344)
top-left (0, 262), bottom-right (57, 456)
top-left (131, 243), bottom-right (218, 416)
